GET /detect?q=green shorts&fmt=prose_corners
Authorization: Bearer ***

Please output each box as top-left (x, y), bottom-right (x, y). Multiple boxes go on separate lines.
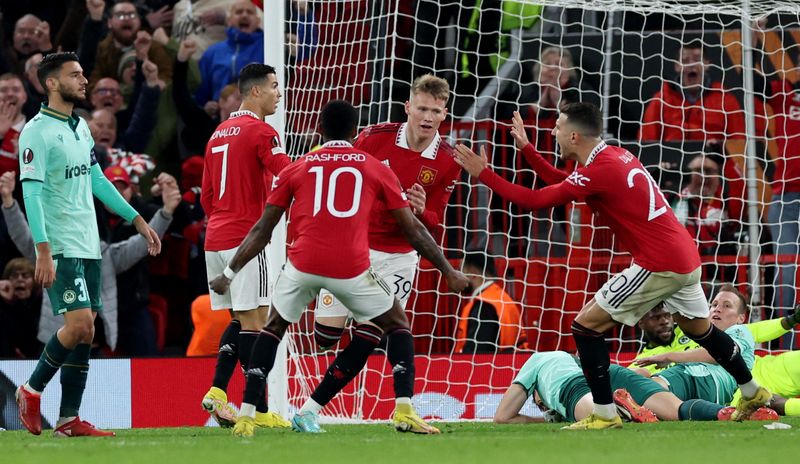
top-left (609, 364), bottom-right (667, 404)
top-left (656, 365), bottom-right (719, 403)
top-left (47, 255), bottom-right (102, 315)
top-left (559, 374), bottom-right (592, 422)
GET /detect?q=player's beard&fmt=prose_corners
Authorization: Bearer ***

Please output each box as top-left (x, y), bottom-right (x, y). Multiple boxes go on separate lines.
top-left (60, 87), bottom-right (85, 105)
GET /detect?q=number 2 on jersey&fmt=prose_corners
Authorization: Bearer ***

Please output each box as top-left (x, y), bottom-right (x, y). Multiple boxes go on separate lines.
top-left (627, 167), bottom-right (668, 221)
top-left (211, 143), bottom-right (229, 199)
top-left (309, 166), bottom-right (363, 218)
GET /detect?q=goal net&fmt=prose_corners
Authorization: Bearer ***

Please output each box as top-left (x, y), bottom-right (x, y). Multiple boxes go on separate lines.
top-left (275, 0), bottom-right (800, 422)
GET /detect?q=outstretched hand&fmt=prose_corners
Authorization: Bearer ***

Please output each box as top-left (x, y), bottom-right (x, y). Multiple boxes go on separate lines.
top-left (454, 144), bottom-right (489, 178)
top-left (510, 111), bottom-right (531, 150)
top-left (446, 270), bottom-right (470, 293)
top-left (633, 353), bottom-right (672, 369)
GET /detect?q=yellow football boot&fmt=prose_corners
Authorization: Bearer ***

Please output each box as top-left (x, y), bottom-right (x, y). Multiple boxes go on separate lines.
top-left (255, 411), bottom-right (291, 428)
top-left (232, 416), bottom-right (256, 437)
top-left (392, 404), bottom-right (440, 434)
top-left (562, 413), bottom-right (623, 430)
top-left (732, 387), bottom-right (772, 421)
top-left (201, 387), bottom-right (237, 428)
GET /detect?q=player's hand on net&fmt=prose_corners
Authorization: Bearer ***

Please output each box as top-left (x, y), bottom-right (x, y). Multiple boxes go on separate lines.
top-left (208, 275), bottom-right (230, 295)
top-left (454, 144), bottom-right (488, 178)
top-left (35, 252), bottom-right (55, 288)
top-left (407, 183), bottom-right (426, 215)
top-left (133, 216), bottom-right (162, 255)
top-left (510, 111), bottom-right (531, 149)
top-left (445, 270), bottom-right (470, 293)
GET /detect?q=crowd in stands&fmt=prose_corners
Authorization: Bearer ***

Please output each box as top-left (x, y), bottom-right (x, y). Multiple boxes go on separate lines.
top-left (0, 1), bottom-right (797, 358)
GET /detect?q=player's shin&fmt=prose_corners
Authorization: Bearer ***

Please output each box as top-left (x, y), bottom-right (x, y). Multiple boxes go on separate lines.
top-left (212, 319), bottom-right (241, 391)
top-left (688, 324), bottom-right (758, 394)
top-left (58, 343), bottom-right (91, 421)
top-left (239, 330), bottom-right (270, 413)
top-left (571, 320), bottom-right (616, 419)
top-left (240, 329), bottom-right (282, 418)
top-left (28, 333), bottom-right (73, 392)
top-left (386, 327), bottom-right (415, 402)
top-left (307, 324), bottom-right (383, 410)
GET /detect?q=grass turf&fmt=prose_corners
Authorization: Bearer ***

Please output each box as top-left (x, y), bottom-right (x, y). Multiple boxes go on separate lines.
top-left (3, 419), bottom-right (799, 464)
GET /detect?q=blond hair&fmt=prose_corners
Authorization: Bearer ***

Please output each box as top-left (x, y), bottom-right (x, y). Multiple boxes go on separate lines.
top-left (411, 74), bottom-right (450, 103)
top-left (533, 46), bottom-right (577, 82)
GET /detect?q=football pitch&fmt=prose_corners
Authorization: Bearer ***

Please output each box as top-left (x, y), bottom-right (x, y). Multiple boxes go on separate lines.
top-left (3, 419), bottom-right (800, 464)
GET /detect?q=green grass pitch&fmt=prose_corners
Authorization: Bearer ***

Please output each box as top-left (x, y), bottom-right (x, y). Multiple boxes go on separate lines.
top-left (3, 419), bottom-right (799, 464)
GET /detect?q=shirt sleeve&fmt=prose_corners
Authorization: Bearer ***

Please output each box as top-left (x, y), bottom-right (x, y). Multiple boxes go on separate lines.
top-left (266, 163), bottom-right (295, 209)
top-left (91, 164), bottom-right (140, 223)
top-left (478, 168), bottom-right (578, 211)
top-left (745, 318), bottom-right (790, 344)
top-left (258, 127), bottom-right (291, 176)
top-left (519, 143), bottom-right (568, 185)
top-left (725, 325), bottom-right (755, 370)
top-left (18, 125), bottom-right (48, 182)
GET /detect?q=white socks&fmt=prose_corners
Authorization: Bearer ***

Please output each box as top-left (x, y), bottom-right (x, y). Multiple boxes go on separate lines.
top-left (299, 398), bottom-right (323, 415)
top-left (594, 403), bottom-right (618, 420)
top-left (739, 380), bottom-right (760, 399)
top-left (239, 403), bottom-right (256, 418)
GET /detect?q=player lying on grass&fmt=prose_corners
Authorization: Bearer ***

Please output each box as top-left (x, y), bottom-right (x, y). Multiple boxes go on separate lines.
top-left (633, 284), bottom-right (800, 416)
top-left (494, 351), bottom-right (777, 426)
top-left (208, 100), bottom-right (468, 437)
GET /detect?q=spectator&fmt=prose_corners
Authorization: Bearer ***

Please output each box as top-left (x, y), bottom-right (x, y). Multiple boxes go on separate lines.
top-left (195, 0), bottom-right (263, 105)
top-left (2, 14), bottom-right (53, 75)
top-left (0, 257), bottom-right (42, 359)
top-left (171, 0), bottom-right (230, 60)
top-left (639, 41), bottom-right (747, 143)
top-left (21, 53), bottom-right (45, 121)
top-left (85, 2), bottom-right (173, 87)
top-left (0, 169), bottom-right (180, 355)
top-left (672, 154), bottom-right (740, 256)
top-left (454, 252), bottom-right (524, 354)
top-left (529, 46), bottom-right (598, 118)
top-left (174, 38), bottom-right (241, 155)
top-left (0, 73), bottom-right (28, 176)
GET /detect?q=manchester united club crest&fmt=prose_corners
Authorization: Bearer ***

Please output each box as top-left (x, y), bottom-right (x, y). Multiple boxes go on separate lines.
top-left (321, 294), bottom-right (334, 307)
top-left (418, 166), bottom-right (437, 186)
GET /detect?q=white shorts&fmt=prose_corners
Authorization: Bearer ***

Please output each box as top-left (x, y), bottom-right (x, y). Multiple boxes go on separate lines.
top-left (595, 264), bottom-right (708, 326)
top-left (316, 249), bottom-right (418, 318)
top-left (273, 260), bottom-right (395, 323)
top-left (206, 246), bottom-right (271, 311)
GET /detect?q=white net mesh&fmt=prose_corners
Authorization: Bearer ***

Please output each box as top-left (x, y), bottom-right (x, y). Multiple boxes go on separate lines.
top-left (279, 0), bottom-right (800, 421)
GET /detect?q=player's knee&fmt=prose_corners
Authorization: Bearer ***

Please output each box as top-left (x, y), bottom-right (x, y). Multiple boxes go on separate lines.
top-left (314, 321), bottom-right (345, 350)
top-left (571, 319), bottom-right (602, 337)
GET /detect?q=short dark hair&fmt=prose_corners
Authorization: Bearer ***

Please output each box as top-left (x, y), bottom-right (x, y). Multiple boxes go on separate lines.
top-left (678, 39), bottom-right (705, 58)
top-left (560, 102), bottom-right (602, 137)
top-left (718, 283), bottom-right (748, 316)
top-left (238, 63), bottom-right (276, 95)
top-left (37, 52), bottom-right (79, 91)
top-left (462, 251), bottom-right (496, 277)
top-left (319, 100), bottom-right (358, 141)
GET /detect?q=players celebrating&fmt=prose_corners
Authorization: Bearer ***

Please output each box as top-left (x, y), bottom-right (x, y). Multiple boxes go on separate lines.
top-left (208, 100), bottom-right (468, 437)
top-left (454, 102), bottom-right (771, 429)
top-left (312, 74), bottom-right (461, 433)
top-left (200, 63), bottom-right (291, 429)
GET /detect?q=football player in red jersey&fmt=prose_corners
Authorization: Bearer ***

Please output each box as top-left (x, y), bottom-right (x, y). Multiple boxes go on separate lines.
top-left (312, 74), bottom-right (461, 433)
top-left (208, 100), bottom-right (469, 437)
top-left (199, 63), bottom-right (291, 429)
top-left (454, 102), bottom-right (770, 429)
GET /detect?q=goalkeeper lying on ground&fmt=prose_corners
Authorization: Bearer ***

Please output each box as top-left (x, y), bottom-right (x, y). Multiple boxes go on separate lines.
top-left (632, 284), bottom-right (800, 416)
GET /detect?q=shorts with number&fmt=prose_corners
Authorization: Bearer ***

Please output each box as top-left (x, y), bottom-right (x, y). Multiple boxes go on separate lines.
top-left (206, 246), bottom-right (271, 311)
top-left (274, 260), bottom-right (394, 323)
top-left (595, 264), bottom-right (708, 326)
top-left (316, 249), bottom-right (418, 318)
top-left (48, 255), bottom-right (102, 315)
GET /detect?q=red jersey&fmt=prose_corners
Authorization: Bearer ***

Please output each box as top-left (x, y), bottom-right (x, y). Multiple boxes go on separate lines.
top-left (201, 111), bottom-right (290, 250)
top-left (268, 141), bottom-right (409, 279)
top-left (486, 142), bottom-right (701, 274)
top-left (354, 122), bottom-right (461, 253)
top-left (767, 79), bottom-right (800, 194)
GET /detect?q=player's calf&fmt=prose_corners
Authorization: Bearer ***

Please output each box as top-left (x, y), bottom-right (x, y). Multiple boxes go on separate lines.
top-left (314, 321), bottom-right (345, 351)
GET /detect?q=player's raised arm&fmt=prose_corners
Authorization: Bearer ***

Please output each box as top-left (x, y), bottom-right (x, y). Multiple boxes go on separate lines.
top-left (511, 110), bottom-right (568, 185)
top-left (390, 207), bottom-right (468, 292)
top-left (208, 203), bottom-right (285, 295)
top-left (454, 144), bottom-right (577, 211)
